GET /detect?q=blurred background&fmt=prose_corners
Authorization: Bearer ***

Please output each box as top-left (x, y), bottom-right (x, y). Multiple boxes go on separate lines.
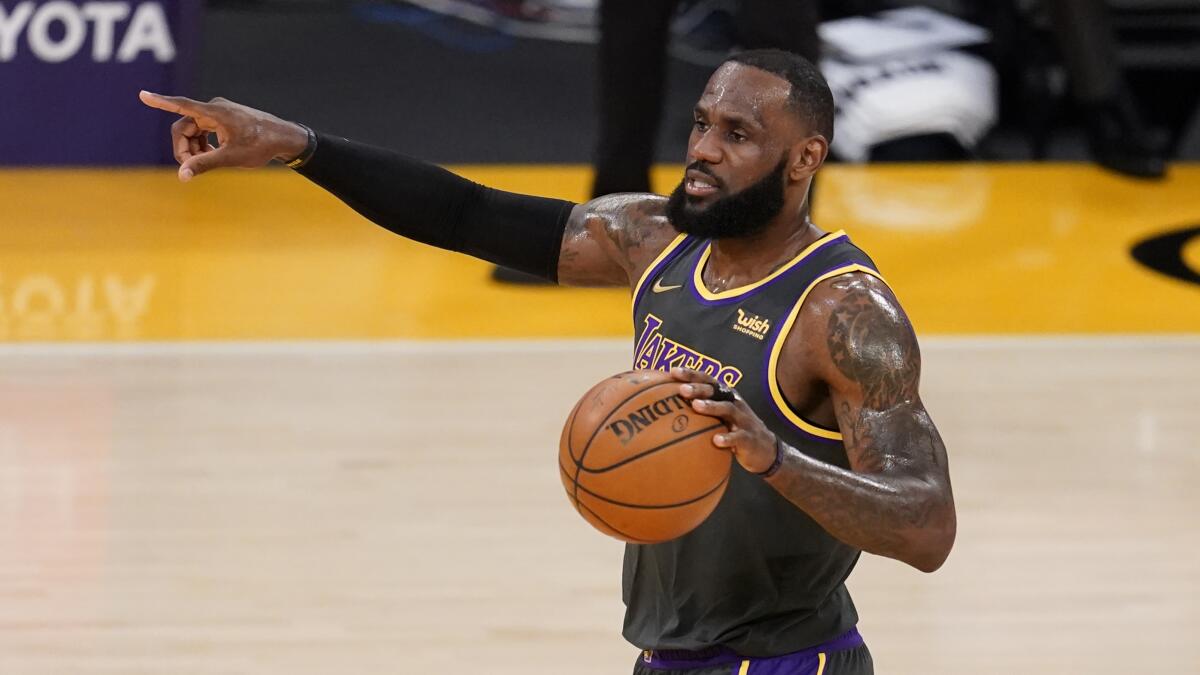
top-left (0, 1), bottom-right (1197, 674)
top-left (6, 0), bottom-right (1200, 169)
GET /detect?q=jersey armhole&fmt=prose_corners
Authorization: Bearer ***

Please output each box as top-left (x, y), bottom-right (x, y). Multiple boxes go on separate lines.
top-left (764, 263), bottom-right (889, 442)
top-left (631, 233), bottom-right (691, 310)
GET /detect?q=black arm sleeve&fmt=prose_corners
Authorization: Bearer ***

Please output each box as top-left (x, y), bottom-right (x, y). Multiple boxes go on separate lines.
top-left (295, 133), bottom-right (575, 282)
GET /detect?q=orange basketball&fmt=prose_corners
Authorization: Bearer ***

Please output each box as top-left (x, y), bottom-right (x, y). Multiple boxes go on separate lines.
top-left (558, 369), bottom-right (732, 544)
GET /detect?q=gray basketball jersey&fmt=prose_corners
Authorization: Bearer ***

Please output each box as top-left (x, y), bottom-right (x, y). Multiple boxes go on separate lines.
top-left (623, 229), bottom-right (884, 657)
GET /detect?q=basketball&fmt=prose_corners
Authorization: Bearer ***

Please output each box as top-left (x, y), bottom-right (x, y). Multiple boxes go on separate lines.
top-left (558, 369), bottom-right (732, 544)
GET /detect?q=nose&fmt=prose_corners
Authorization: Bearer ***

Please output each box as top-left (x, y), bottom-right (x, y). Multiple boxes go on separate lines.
top-left (689, 128), bottom-right (722, 165)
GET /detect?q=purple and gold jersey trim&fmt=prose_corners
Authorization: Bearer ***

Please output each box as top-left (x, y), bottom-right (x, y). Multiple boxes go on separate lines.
top-left (765, 263), bottom-right (888, 441)
top-left (690, 230), bottom-right (848, 305)
top-left (631, 233), bottom-right (692, 310)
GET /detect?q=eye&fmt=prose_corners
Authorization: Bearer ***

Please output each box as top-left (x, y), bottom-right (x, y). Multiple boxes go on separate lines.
top-left (694, 119), bottom-right (709, 132)
top-left (729, 131), bottom-right (747, 143)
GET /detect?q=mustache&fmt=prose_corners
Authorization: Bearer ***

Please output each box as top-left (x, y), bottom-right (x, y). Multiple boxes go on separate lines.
top-left (685, 162), bottom-right (722, 188)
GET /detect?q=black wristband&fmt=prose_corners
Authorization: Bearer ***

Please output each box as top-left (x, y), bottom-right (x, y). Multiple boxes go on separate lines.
top-left (284, 124), bottom-right (317, 169)
top-left (756, 437), bottom-right (784, 478)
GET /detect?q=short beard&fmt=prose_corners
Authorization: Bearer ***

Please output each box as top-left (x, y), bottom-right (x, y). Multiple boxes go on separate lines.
top-left (666, 158), bottom-right (788, 240)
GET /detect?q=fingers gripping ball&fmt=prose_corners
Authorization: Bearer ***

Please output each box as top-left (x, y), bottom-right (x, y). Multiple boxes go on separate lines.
top-left (559, 370), bottom-right (732, 544)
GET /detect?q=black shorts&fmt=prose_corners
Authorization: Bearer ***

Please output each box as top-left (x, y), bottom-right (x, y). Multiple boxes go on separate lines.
top-left (631, 628), bottom-right (872, 675)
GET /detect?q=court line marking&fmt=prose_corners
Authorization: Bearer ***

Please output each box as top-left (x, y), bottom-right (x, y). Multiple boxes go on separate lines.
top-left (0, 339), bottom-right (631, 357)
top-left (0, 334), bottom-right (1195, 357)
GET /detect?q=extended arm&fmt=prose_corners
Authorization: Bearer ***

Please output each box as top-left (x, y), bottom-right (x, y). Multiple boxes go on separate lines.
top-left (138, 92), bottom-right (679, 287)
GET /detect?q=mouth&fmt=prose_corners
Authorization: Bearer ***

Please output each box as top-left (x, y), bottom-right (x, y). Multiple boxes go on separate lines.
top-left (684, 170), bottom-right (720, 198)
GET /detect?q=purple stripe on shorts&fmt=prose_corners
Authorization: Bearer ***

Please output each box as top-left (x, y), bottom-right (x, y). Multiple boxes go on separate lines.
top-left (641, 627), bottom-right (864, 671)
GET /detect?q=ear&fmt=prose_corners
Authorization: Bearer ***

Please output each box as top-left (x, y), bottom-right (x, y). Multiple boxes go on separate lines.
top-left (788, 135), bottom-right (829, 182)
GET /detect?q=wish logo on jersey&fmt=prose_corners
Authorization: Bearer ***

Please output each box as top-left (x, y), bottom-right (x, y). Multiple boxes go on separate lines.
top-left (732, 308), bottom-right (771, 340)
top-left (633, 313), bottom-right (743, 387)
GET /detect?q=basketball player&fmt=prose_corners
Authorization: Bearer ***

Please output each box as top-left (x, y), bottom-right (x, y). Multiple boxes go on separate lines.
top-left (141, 49), bottom-right (955, 675)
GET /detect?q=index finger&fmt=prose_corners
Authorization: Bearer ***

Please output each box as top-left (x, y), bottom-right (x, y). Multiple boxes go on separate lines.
top-left (669, 367), bottom-right (719, 385)
top-left (139, 90), bottom-right (211, 117)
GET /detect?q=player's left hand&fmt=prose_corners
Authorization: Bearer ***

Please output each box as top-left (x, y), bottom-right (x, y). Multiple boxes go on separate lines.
top-left (671, 367), bottom-right (778, 475)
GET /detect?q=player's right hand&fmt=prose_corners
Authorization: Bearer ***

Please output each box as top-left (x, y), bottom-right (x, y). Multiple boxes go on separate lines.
top-left (139, 91), bottom-right (309, 182)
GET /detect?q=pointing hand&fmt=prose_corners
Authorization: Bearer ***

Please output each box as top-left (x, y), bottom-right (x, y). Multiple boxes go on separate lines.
top-left (139, 91), bottom-right (309, 182)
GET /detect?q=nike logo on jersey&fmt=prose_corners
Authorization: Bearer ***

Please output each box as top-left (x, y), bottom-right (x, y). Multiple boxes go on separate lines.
top-left (652, 279), bottom-right (683, 293)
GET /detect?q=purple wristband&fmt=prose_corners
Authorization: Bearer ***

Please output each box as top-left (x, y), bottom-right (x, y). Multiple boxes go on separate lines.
top-left (756, 437), bottom-right (784, 478)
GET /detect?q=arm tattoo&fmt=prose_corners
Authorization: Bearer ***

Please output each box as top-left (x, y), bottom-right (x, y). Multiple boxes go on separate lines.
top-left (557, 194), bottom-right (675, 287)
top-left (766, 276), bottom-right (955, 570)
top-left (826, 279), bottom-right (924, 473)
top-left (556, 209), bottom-right (613, 286)
top-left (601, 195), bottom-right (672, 270)
top-left (827, 281), bottom-right (921, 410)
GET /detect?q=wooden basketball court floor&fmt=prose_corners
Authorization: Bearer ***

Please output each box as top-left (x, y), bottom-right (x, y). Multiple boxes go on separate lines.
top-left (0, 164), bottom-right (1197, 673)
